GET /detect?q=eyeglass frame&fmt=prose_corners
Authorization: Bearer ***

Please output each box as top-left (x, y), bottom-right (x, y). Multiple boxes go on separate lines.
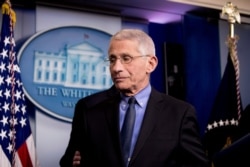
top-left (105, 55), bottom-right (150, 65)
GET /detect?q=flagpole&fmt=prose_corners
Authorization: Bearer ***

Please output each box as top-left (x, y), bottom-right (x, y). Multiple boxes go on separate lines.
top-left (221, 2), bottom-right (242, 120)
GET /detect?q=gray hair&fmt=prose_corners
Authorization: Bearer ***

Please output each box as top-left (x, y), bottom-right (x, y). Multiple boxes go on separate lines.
top-left (109, 29), bottom-right (155, 56)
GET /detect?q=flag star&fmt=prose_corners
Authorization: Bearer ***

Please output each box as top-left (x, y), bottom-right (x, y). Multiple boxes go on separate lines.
top-left (10, 51), bottom-right (16, 60)
top-left (14, 104), bottom-right (20, 113)
top-left (0, 62), bottom-right (6, 73)
top-left (0, 115), bottom-right (9, 126)
top-left (0, 129), bottom-right (7, 140)
top-left (21, 104), bottom-right (26, 114)
top-left (4, 88), bottom-right (11, 99)
top-left (5, 75), bottom-right (12, 86)
top-left (22, 93), bottom-right (26, 101)
top-left (2, 102), bottom-right (10, 112)
top-left (219, 120), bottom-right (224, 126)
top-left (225, 119), bottom-right (229, 125)
top-left (0, 89), bottom-right (2, 97)
top-left (3, 36), bottom-right (10, 47)
top-left (9, 117), bottom-right (18, 126)
top-left (6, 63), bottom-right (16, 73)
top-left (230, 119), bottom-right (236, 125)
top-left (0, 48), bottom-right (8, 59)
top-left (207, 124), bottom-right (213, 130)
top-left (10, 37), bottom-right (15, 46)
top-left (15, 90), bottom-right (22, 101)
top-left (213, 121), bottom-right (218, 128)
top-left (13, 64), bottom-right (20, 73)
top-left (16, 79), bottom-right (22, 87)
top-left (8, 129), bottom-right (16, 140)
top-left (6, 143), bottom-right (13, 154)
top-left (7, 63), bottom-right (11, 72)
top-left (0, 75), bottom-right (4, 85)
top-left (20, 117), bottom-right (26, 127)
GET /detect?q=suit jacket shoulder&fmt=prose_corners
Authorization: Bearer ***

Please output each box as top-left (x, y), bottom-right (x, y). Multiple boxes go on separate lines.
top-left (77, 85), bottom-right (119, 109)
top-left (150, 87), bottom-right (195, 112)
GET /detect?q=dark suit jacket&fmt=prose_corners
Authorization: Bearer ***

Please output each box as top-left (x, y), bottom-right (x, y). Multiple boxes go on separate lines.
top-left (60, 86), bottom-right (209, 167)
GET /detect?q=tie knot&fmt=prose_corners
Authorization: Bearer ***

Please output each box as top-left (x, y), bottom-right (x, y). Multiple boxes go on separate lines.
top-left (128, 97), bottom-right (136, 105)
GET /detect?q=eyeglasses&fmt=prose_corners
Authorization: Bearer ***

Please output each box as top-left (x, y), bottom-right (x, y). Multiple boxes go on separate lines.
top-left (105, 55), bottom-right (148, 65)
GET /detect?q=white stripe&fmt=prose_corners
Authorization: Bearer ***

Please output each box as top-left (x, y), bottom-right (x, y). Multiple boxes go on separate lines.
top-left (26, 135), bottom-right (40, 167)
top-left (15, 153), bottom-right (23, 167)
top-left (0, 145), bottom-right (11, 167)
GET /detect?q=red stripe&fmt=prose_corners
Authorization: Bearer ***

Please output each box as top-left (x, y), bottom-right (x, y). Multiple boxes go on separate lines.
top-left (18, 142), bottom-right (33, 167)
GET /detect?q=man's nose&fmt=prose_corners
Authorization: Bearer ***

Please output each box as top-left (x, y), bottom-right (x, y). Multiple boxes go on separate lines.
top-left (111, 58), bottom-right (124, 70)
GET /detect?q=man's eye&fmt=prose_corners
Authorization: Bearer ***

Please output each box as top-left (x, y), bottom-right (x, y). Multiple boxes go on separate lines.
top-left (122, 56), bottom-right (131, 62)
top-left (109, 57), bottom-right (116, 63)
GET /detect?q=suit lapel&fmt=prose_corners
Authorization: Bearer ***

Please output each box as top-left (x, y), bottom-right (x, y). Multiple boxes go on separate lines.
top-left (104, 85), bottom-right (120, 132)
top-left (104, 93), bottom-right (125, 162)
top-left (131, 88), bottom-right (164, 161)
top-left (104, 92), bottom-right (121, 138)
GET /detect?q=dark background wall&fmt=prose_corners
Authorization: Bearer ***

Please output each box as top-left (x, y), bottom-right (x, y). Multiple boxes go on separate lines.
top-left (148, 15), bottom-right (221, 136)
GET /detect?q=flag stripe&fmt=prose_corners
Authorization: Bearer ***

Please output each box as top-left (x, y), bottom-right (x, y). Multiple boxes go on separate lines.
top-left (0, 145), bottom-right (11, 167)
top-left (15, 153), bottom-right (23, 167)
top-left (25, 135), bottom-right (38, 167)
top-left (18, 139), bottom-right (33, 167)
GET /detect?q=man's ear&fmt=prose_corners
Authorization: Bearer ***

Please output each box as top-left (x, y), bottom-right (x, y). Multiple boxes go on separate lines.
top-left (146, 55), bottom-right (158, 73)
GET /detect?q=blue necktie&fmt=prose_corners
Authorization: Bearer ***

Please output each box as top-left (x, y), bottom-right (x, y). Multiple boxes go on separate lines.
top-left (121, 97), bottom-right (136, 166)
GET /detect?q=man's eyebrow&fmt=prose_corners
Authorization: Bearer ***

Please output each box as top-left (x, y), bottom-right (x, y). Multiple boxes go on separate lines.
top-left (109, 53), bottom-right (130, 57)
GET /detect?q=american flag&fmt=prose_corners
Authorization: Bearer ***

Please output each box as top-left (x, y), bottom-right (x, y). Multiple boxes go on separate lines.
top-left (0, 1), bottom-right (39, 167)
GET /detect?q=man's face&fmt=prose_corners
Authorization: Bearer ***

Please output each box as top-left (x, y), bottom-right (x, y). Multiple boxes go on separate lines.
top-left (108, 39), bottom-right (155, 95)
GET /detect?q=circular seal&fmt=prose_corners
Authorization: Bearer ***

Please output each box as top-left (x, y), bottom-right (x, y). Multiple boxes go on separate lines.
top-left (17, 26), bottom-right (113, 122)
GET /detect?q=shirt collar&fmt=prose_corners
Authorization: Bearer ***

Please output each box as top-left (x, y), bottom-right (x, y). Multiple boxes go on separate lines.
top-left (120, 84), bottom-right (151, 107)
